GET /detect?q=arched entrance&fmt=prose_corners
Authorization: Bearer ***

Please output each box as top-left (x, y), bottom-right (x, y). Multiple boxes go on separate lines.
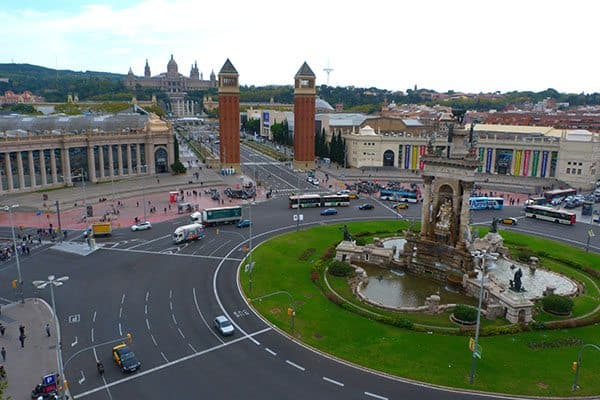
top-left (383, 150), bottom-right (395, 167)
top-left (154, 147), bottom-right (168, 173)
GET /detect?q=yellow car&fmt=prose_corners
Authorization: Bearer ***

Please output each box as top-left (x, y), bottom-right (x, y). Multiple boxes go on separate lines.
top-left (348, 192), bottom-right (359, 199)
top-left (393, 203), bottom-right (409, 210)
top-left (500, 217), bottom-right (518, 226)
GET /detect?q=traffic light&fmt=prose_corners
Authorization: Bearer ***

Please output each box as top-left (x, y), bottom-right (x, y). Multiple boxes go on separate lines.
top-left (11, 279), bottom-right (17, 289)
top-left (572, 361), bottom-right (578, 372)
top-left (127, 333), bottom-right (132, 344)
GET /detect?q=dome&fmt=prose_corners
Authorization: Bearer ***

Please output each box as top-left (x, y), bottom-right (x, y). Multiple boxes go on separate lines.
top-left (315, 98), bottom-right (334, 112)
top-left (358, 125), bottom-right (377, 136)
top-left (167, 54), bottom-right (178, 75)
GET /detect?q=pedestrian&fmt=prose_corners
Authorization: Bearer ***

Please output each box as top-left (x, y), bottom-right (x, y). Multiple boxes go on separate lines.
top-left (0, 324), bottom-right (4, 336)
top-left (45, 323), bottom-right (51, 337)
top-left (1, 347), bottom-right (5, 362)
top-left (19, 333), bottom-right (25, 348)
top-left (136, 201), bottom-right (139, 207)
top-left (19, 324), bottom-right (25, 336)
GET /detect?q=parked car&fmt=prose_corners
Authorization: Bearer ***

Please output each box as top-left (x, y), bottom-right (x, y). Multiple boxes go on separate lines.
top-left (320, 208), bottom-right (338, 216)
top-left (131, 221), bottom-right (152, 231)
top-left (236, 219), bottom-right (252, 228)
top-left (358, 203), bottom-right (374, 210)
top-left (214, 315), bottom-right (235, 336)
top-left (393, 203), bottom-right (409, 210)
top-left (311, 178), bottom-right (320, 186)
top-left (500, 217), bottom-right (518, 225)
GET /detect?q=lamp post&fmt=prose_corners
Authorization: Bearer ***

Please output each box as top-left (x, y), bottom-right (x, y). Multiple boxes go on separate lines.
top-left (1, 204), bottom-right (24, 303)
top-left (468, 249), bottom-right (497, 385)
top-left (572, 343), bottom-right (600, 391)
top-left (33, 274), bottom-right (69, 399)
top-left (141, 165), bottom-right (148, 222)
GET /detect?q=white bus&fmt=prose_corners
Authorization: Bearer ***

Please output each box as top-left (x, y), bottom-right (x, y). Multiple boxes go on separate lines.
top-left (524, 205), bottom-right (576, 225)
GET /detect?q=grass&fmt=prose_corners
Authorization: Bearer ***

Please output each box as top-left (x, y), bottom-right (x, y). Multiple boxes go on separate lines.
top-left (240, 221), bottom-right (600, 397)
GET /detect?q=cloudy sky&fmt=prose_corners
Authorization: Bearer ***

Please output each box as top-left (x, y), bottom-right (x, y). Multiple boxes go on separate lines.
top-left (1, 0), bottom-right (597, 94)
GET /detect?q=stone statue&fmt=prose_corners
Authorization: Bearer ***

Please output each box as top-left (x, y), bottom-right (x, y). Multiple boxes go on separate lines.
top-left (435, 199), bottom-right (453, 231)
top-left (510, 267), bottom-right (523, 292)
top-left (342, 224), bottom-right (353, 242)
top-left (491, 217), bottom-right (498, 233)
top-left (426, 133), bottom-right (436, 155)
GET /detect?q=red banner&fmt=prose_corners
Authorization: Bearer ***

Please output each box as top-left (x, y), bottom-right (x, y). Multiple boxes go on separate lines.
top-left (523, 150), bottom-right (531, 176)
top-left (419, 145), bottom-right (426, 169)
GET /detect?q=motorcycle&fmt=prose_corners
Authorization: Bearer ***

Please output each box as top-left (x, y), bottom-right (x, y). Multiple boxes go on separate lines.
top-left (97, 361), bottom-right (104, 375)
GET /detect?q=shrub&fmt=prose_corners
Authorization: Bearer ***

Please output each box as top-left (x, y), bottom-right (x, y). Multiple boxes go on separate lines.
top-left (453, 304), bottom-right (478, 323)
top-left (298, 248), bottom-right (316, 261)
top-left (170, 160), bottom-right (187, 174)
top-left (529, 320), bottom-right (547, 330)
top-left (328, 261), bottom-right (353, 277)
top-left (541, 295), bottom-right (574, 315)
top-left (320, 246), bottom-right (335, 261)
top-left (355, 237), bottom-right (367, 246)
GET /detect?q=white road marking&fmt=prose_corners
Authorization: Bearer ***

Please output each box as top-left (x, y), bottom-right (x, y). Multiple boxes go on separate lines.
top-left (188, 343), bottom-right (197, 353)
top-left (71, 336), bottom-right (78, 347)
top-left (119, 307), bottom-right (123, 318)
top-left (365, 392), bottom-right (388, 400)
top-left (121, 294), bottom-right (125, 304)
top-left (323, 376), bottom-right (344, 387)
top-left (102, 246), bottom-right (243, 261)
top-left (169, 302), bottom-right (173, 311)
top-left (208, 239), bottom-right (231, 256)
top-left (144, 304), bottom-right (148, 314)
top-left (111, 242), bottom-right (120, 248)
top-left (285, 360), bottom-right (305, 371)
top-left (90, 328), bottom-right (94, 343)
top-left (160, 352), bottom-right (168, 362)
top-left (145, 318), bottom-right (150, 330)
top-left (265, 347), bottom-right (277, 356)
top-left (127, 234), bottom-right (170, 249)
top-left (92, 311), bottom-right (96, 323)
top-left (193, 287), bottom-right (224, 344)
top-left (78, 370), bottom-right (85, 384)
top-left (169, 289), bottom-right (172, 299)
top-left (93, 347), bottom-right (113, 400)
top-left (150, 334), bottom-right (157, 346)
top-left (72, 328), bottom-right (273, 399)
top-left (177, 327), bottom-right (185, 338)
top-left (172, 314), bottom-right (177, 325)
top-left (118, 323), bottom-right (122, 336)
top-left (145, 291), bottom-right (149, 302)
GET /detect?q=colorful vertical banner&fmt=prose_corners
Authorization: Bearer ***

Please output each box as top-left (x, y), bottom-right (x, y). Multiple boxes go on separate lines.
top-left (550, 151), bottom-right (558, 177)
top-left (419, 145), bottom-right (426, 169)
top-left (523, 150), bottom-right (531, 176)
top-left (531, 150), bottom-right (539, 177)
top-left (478, 148), bottom-right (485, 172)
top-left (398, 145), bottom-right (403, 169)
top-left (486, 148), bottom-right (493, 173)
top-left (404, 145), bottom-right (411, 169)
top-left (411, 146), bottom-right (418, 170)
top-left (513, 150), bottom-right (522, 176)
top-left (541, 150), bottom-right (549, 178)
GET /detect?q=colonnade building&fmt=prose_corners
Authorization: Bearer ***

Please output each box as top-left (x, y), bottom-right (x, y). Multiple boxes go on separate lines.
top-left (0, 113), bottom-right (175, 193)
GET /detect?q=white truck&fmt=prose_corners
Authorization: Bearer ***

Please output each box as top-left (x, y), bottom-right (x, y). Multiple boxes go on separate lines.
top-left (173, 223), bottom-right (205, 244)
top-left (190, 206), bottom-right (242, 226)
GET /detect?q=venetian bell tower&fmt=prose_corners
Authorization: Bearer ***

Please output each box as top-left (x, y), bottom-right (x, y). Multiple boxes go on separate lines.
top-left (218, 58), bottom-right (240, 171)
top-left (403, 109), bottom-right (480, 283)
top-left (293, 62), bottom-right (316, 170)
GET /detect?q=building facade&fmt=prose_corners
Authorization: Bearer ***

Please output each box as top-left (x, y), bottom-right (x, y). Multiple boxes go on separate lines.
top-left (218, 59), bottom-right (241, 171)
top-left (0, 113), bottom-right (174, 193)
top-left (293, 62), bottom-right (316, 170)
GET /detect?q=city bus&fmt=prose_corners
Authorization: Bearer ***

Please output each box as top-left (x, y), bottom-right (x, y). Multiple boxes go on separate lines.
top-left (469, 197), bottom-right (504, 210)
top-left (289, 194), bottom-right (322, 209)
top-left (543, 188), bottom-right (577, 204)
top-left (321, 194), bottom-right (350, 207)
top-left (524, 205), bottom-right (576, 225)
top-left (379, 188), bottom-right (420, 203)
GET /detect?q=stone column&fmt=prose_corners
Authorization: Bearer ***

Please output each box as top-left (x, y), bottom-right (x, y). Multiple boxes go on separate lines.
top-left (459, 181), bottom-right (473, 245)
top-left (117, 144), bottom-right (124, 176)
top-left (61, 147), bottom-right (72, 186)
top-left (167, 136), bottom-right (175, 171)
top-left (50, 150), bottom-right (58, 184)
top-left (17, 151), bottom-right (25, 189)
top-left (420, 176), bottom-right (433, 237)
top-left (40, 150), bottom-right (47, 186)
top-left (5, 153), bottom-right (13, 191)
top-left (107, 145), bottom-right (114, 178)
top-left (98, 145), bottom-right (105, 179)
top-left (145, 141), bottom-right (156, 174)
top-left (490, 148), bottom-right (496, 174)
top-left (127, 144), bottom-right (133, 175)
top-left (87, 145), bottom-right (97, 183)
top-left (27, 150), bottom-right (36, 188)
top-left (136, 144), bottom-right (142, 174)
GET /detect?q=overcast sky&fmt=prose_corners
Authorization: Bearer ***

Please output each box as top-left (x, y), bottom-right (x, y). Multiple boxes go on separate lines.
top-left (1, 0), bottom-right (597, 94)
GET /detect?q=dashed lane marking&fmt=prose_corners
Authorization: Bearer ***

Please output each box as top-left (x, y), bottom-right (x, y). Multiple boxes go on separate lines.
top-left (265, 347), bottom-right (277, 356)
top-left (145, 318), bottom-right (150, 330)
top-left (171, 314), bottom-right (177, 325)
top-left (177, 327), bottom-right (185, 339)
top-left (364, 392), bottom-right (388, 400)
top-left (161, 352), bottom-right (168, 362)
top-left (118, 323), bottom-right (122, 336)
top-left (150, 334), bottom-right (157, 346)
top-left (102, 246), bottom-right (243, 262)
top-left (285, 360), bottom-right (305, 371)
top-left (323, 376), bottom-right (344, 387)
top-left (187, 343), bottom-right (197, 353)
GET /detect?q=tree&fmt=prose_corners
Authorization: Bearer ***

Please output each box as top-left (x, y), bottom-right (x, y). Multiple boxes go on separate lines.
top-left (173, 136), bottom-right (180, 162)
top-left (170, 159), bottom-right (186, 174)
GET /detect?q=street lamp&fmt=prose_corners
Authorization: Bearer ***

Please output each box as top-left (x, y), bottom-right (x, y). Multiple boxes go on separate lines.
top-left (468, 249), bottom-right (497, 385)
top-left (33, 274), bottom-right (69, 399)
top-left (1, 204), bottom-right (24, 303)
top-left (141, 165), bottom-right (148, 222)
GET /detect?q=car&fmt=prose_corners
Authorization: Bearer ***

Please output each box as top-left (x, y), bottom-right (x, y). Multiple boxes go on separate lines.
top-left (358, 203), bottom-right (374, 210)
top-left (564, 201), bottom-right (578, 209)
top-left (131, 221), bottom-right (152, 231)
top-left (320, 208), bottom-right (338, 216)
top-left (500, 217), bottom-right (518, 225)
top-left (393, 203), bottom-right (409, 210)
top-left (348, 192), bottom-right (359, 199)
top-left (337, 190), bottom-right (350, 195)
top-left (214, 315), bottom-right (234, 336)
top-left (311, 178), bottom-right (320, 185)
top-left (112, 343), bottom-right (141, 373)
top-left (306, 176), bottom-right (314, 183)
top-left (237, 219), bottom-right (252, 228)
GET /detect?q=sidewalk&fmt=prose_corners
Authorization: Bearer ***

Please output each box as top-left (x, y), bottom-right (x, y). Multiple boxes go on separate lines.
top-left (1, 299), bottom-right (59, 400)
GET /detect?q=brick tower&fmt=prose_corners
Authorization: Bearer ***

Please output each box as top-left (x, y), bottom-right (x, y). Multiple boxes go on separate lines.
top-left (218, 59), bottom-right (240, 171)
top-left (293, 62), bottom-right (316, 170)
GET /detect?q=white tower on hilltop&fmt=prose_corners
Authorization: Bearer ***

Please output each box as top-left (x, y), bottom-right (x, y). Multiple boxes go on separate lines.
top-left (323, 62), bottom-right (334, 86)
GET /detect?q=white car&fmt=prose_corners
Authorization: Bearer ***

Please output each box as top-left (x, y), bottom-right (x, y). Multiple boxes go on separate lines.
top-left (131, 221), bottom-right (152, 231)
top-left (311, 178), bottom-right (320, 186)
top-left (306, 176), bottom-right (314, 183)
top-left (214, 315), bottom-right (234, 336)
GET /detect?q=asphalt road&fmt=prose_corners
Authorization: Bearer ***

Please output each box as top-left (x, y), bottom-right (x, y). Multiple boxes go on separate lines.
top-left (1, 148), bottom-right (599, 399)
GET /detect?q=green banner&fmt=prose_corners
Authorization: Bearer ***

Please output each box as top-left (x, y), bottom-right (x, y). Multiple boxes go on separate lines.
top-left (531, 150), bottom-right (539, 177)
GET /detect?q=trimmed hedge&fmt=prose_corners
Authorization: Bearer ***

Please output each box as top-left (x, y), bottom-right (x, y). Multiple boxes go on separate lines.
top-left (541, 295), bottom-right (574, 315)
top-left (453, 304), bottom-right (478, 323)
top-left (328, 260), bottom-right (354, 277)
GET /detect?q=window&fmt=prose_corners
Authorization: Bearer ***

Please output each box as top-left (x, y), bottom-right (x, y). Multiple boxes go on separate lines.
top-left (577, 169), bottom-right (582, 175)
top-left (568, 161), bottom-right (571, 165)
top-left (566, 168), bottom-right (570, 174)
top-left (579, 162), bottom-right (582, 166)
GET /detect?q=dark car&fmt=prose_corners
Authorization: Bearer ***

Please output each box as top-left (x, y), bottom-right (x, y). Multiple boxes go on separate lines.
top-left (358, 204), bottom-right (374, 210)
top-left (320, 208), bottom-right (338, 216)
top-left (112, 344), bottom-right (141, 373)
top-left (237, 219), bottom-right (252, 228)
top-left (564, 201), bottom-right (578, 209)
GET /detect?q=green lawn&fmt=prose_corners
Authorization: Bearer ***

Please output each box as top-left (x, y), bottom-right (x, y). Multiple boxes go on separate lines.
top-left (241, 221), bottom-right (600, 397)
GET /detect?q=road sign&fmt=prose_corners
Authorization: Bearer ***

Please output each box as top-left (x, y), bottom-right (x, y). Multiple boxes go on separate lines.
top-left (293, 214), bottom-right (298, 222)
top-left (43, 373), bottom-right (56, 385)
top-left (299, 214), bottom-right (304, 221)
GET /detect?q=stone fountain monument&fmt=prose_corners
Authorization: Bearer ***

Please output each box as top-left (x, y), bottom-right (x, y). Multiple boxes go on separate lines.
top-left (403, 109), bottom-right (480, 284)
